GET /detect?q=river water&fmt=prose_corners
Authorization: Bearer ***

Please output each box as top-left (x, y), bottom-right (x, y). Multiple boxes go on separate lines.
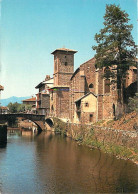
top-left (0, 130), bottom-right (138, 193)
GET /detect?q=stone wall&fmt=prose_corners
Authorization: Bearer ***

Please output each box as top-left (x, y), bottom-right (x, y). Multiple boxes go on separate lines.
top-left (55, 89), bottom-right (70, 118)
top-left (66, 123), bottom-right (138, 150)
top-left (41, 94), bottom-right (50, 108)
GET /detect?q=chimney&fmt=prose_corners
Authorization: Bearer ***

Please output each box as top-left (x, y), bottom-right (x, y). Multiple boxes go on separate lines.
top-left (45, 75), bottom-right (50, 81)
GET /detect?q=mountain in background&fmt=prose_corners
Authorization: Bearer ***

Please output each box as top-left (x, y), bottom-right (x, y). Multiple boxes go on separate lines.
top-left (0, 96), bottom-right (31, 106)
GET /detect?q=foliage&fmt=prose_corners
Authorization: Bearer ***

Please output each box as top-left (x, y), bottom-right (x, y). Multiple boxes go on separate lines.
top-left (7, 102), bottom-right (32, 113)
top-left (53, 118), bottom-right (67, 136)
top-left (7, 102), bottom-right (21, 113)
top-left (92, 4), bottom-right (136, 102)
top-left (128, 93), bottom-right (138, 112)
top-left (25, 104), bottom-right (32, 111)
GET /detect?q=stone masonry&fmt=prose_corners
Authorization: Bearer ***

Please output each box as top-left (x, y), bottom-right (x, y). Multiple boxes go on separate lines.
top-left (44, 48), bottom-right (137, 124)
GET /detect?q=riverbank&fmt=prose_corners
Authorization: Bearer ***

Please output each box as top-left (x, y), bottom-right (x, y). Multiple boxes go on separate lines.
top-left (53, 116), bottom-right (138, 165)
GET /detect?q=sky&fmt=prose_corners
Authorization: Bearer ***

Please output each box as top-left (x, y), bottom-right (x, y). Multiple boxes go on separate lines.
top-left (0, 0), bottom-right (137, 99)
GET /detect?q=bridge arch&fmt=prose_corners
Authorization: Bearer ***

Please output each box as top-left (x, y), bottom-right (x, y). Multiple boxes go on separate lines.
top-left (0, 114), bottom-right (45, 132)
top-left (45, 118), bottom-right (54, 130)
top-left (20, 119), bottom-right (43, 133)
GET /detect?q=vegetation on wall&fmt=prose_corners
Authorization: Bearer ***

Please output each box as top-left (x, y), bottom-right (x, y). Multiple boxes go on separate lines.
top-left (128, 93), bottom-right (138, 113)
top-left (53, 117), bottom-right (67, 136)
top-left (73, 125), bottom-right (138, 163)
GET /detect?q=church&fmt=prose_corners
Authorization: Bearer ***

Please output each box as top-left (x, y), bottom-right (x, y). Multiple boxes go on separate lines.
top-left (36, 48), bottom-right (137, 124)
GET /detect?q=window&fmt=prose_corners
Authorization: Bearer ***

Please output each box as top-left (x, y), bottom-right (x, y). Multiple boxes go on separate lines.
top-left (85, 102), bottom-right (89, 107)
top-left (89, 83), bottom-right (94, 88)
top-left (51, 105), bottom-right (54, 111)
top-left (113, 104), bottom-right (115, 116)
top-left (104, 79), bottom-right (110, 93)
top-left (89, 114), bottom-right (93, 122)
top-left (65, 62), bottom-right (68, 66)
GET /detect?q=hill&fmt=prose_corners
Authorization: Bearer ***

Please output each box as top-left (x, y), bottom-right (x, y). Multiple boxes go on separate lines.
top-left (0, 96), bottom-right (31, 106)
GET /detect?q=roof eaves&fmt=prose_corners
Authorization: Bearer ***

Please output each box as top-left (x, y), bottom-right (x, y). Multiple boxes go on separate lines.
top-left (51, 48), bottom-right (77, 55)
top-left (75, 92), bottom-right (97, 103)
top-left (70, 67), bottom-right (80, 80)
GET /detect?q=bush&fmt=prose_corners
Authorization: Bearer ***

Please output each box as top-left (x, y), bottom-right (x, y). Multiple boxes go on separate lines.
top-left (128, 93), bottom-right (138, 112)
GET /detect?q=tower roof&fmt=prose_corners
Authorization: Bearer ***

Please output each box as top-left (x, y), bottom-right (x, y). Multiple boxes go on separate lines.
top-left (51, 48), bottom-right (77, 55)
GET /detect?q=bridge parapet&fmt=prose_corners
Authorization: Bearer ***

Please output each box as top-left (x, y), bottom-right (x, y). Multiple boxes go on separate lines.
top-left (0, 114), bottom-right (45, 131)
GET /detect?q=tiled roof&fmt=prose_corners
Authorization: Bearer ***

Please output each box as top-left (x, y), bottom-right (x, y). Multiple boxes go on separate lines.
top-left (75, 92), bottom-right (97, 103)
top-left (35, 82), bottom-right (45, 89)
top-left (80, 57), bottom-right (95, 68)
top-left (22, 97), bottom-right (36, 102)
top-left (0, 106), bottom-right (8, 110)
top-left (51, 48), bottom-right (77, 54)
top-left (0, 85), bottom-right (4, 90)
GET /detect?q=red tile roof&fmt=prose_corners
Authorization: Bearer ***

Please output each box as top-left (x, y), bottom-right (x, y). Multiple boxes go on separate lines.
top-left (0, 106), bottom-right (8, 110)
top-left (22, 97), bottom-right (36, 102)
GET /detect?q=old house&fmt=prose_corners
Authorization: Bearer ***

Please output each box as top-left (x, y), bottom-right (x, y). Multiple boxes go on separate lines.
top-left (0, 106), bottom-right (9, 114)
top-left (35, 75), bottom-right (53, 115)
top-left (22, 97), bottom-right (36, 113)
top-left (22, 97), bottom-right (36, 106)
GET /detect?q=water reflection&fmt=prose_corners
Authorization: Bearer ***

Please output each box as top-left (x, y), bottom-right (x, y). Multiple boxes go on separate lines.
top-left (0, 143), bottom-right (7, 149)
top-left (35, 132), bottom-right (138, 193)
top-left (0, 130), bottom-right (137, 193)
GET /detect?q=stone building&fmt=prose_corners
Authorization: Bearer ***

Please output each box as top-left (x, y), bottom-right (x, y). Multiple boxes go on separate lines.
top-left (38, 48), bottom-right (137, 124)
top-left (22, 97), bottom-right (36, 113)
top-left (69, 58), bottom-right (118, 124)
top-left (22, 97), bottom-right (36, 106)
top-left (49, 48), bottom-right (77, 119)
top-left (35, 75), bottom-right (53, 115)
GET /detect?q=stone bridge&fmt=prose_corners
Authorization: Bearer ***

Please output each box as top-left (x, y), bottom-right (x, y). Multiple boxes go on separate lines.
top-left (0, 114), bottom-right (47, 132)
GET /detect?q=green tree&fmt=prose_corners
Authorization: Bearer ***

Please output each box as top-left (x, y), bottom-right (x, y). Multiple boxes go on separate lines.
top-left (17, 104), bottom-right (25, 113)
top-left (7, 102), bottom-right (21, 113)
top-left (7, 102), bottom-right (33, 113)
top-left (93, 4), bottom-right (136, 107)
top-left (25, 104), bottom-right (32, 112)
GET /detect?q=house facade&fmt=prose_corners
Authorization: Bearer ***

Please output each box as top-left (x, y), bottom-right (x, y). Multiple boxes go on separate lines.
top-left (35, 75), bottom-right (53, 115)
top-left (22, 97), bottom-right (36, 113)
top-left (0, 106), bottom-right (9, 114)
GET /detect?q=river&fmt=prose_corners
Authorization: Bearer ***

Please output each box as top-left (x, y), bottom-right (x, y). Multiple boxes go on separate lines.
top-left (0, 130), bottom-right (138, 193)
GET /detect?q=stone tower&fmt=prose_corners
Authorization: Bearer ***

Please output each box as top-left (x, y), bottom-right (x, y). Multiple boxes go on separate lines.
top-left (50, 48), bottom-right (77, 119)
top-left (51, 48), bottom-right (77, 86)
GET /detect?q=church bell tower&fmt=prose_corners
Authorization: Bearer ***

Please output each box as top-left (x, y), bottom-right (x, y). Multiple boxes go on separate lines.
top-left (51, 48), bottom-right (77, 86)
